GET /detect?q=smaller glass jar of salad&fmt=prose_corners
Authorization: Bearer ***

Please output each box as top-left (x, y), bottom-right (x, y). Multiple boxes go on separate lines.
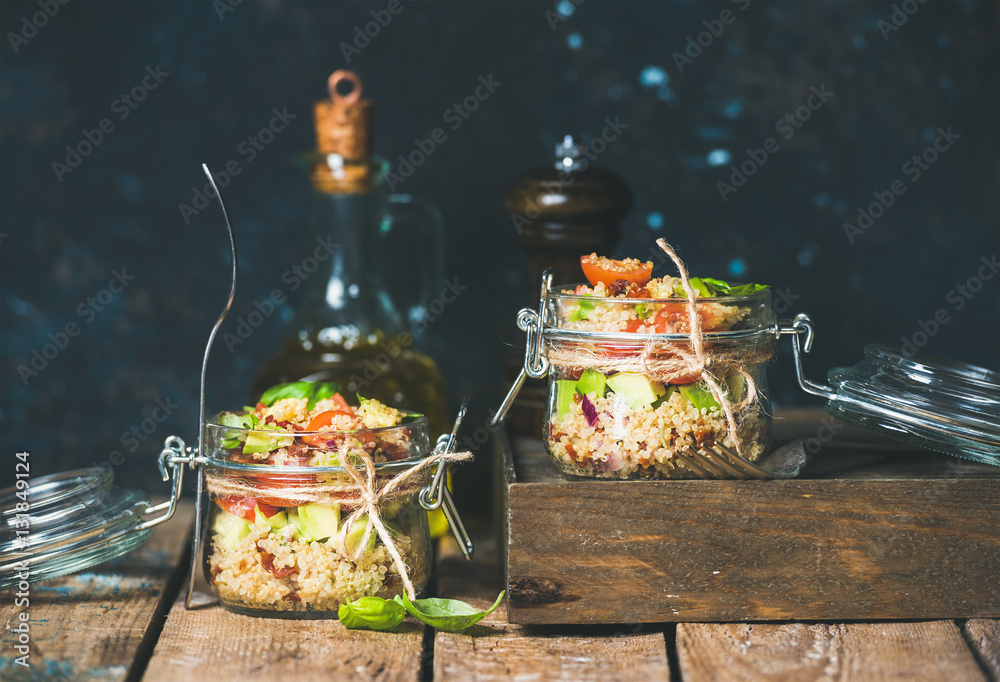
top-left (202, 382), bottom-right (437, 618)
top-left (504, 252), bottom-right (781, 480)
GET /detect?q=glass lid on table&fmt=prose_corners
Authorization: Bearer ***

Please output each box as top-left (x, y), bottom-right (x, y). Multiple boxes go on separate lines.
top-left (492, 244), bottom-right (1000, 480)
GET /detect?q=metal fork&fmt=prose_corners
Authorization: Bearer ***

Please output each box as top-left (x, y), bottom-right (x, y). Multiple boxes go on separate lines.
top-left (677, 439), bottom-right (806, 480)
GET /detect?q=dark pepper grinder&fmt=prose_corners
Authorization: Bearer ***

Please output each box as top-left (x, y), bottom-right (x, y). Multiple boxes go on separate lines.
top-left (503, 135), bottom-right (633, 435)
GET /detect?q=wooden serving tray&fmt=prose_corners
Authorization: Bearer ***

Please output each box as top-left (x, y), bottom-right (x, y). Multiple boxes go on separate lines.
top-left (496, 408), bottom-right (1000, 625)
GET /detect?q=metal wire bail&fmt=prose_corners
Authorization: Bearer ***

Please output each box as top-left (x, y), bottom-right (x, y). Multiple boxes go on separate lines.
top-left (779, 313), bottom-right (836, 398)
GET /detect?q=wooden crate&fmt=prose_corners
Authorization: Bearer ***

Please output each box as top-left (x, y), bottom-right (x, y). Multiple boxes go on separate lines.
top-left (496, 409), bottom-right (1000, 625)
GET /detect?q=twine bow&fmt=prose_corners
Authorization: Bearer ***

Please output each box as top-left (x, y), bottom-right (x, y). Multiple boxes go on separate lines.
top-left (652, 238), bottom-right (757, 458)
top-left (333, 440), bottom-right (471, 600)
top-left (206, 442), bottom-right (471, 601)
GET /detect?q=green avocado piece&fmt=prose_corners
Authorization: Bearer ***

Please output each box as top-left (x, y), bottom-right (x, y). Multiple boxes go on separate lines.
top-left (606, 372), bottom-right (666, 409)
top-left (679, 383), bottom-right (722, 412)
top-left (345, 515), bottom-right (378, 554)
top-left (555, 379), bottom-right (578, 416)
top-left (213, 509), bottom-right (250, 549)
top-left (576, 368), bottom-right (607, 398)
top-left (726, 372), bottom-right (746, 402)
top-left (254, 505), bottom-right (289, 530)
top-left (297, 503), bottom-right (341, 542)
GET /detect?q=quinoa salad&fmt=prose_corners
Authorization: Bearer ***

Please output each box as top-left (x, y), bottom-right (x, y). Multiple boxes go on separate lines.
top-left (545, 254), bottom-right (773, 479)
top-left (205, 381), bottom-right (431, 615)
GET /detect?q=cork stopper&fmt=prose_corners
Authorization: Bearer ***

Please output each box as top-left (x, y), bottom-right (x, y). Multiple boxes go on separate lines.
top-left (314, 70), bottom-right (373, 158)
top-left (312, 70), bottom-right (376, 193)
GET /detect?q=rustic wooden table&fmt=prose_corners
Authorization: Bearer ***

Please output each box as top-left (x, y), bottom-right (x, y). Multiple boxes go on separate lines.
top-left (3, 413), bottom-right (999, 681)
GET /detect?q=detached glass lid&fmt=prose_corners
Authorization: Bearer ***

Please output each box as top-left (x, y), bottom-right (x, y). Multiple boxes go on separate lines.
top-left (786, 316), bottom-right (1000, 466)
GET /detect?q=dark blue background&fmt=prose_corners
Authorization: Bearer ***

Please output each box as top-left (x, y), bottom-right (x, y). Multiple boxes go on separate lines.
top-left (2, 0), bottom-right (998, 498)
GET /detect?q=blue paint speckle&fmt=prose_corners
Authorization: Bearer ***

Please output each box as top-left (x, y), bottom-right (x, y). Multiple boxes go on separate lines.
top-left (707, 148), bottom-right (731, 166)
top-left (813, 193), bottom-right (830, 209)
top-left (647, 212), bottom-right (664, 230)
top-left (696, 125), bottom-right (731, 141)
top-left (567, 33), bottom-right (583, 49)
top-left (639, 65), bottom-right (668, 88)
top-left (728, 258), bottom-right (746, 277)
top-left (556, 0), bottom-right (575, 17)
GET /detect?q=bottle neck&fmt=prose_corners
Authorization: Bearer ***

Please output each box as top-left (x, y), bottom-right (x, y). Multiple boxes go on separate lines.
top-left (288, 159), bottom-right (404, 349)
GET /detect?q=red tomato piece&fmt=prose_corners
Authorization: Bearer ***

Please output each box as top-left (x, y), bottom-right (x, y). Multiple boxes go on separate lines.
top-left (580, 254), bottom-right (653, 288)
top-left (303, 409), bottom-right (360, 447)
top-left (215, 495), bottom-right (257, 521)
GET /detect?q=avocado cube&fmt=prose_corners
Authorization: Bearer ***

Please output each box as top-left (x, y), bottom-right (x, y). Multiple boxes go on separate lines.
top-left (606, 372), bottom-right (666, 409)
top-left (213, 509), bottom-right (250, 549)
top-left (576, 368), bottom-right (607, 398)
top-left (297, 503), bottom-right (341, 542)
top-left (345, 515), bottom-right (378, 554)
top-left (679, 383), bottom-right (722, 412)
top-left (555, 379), bottom-right (578, 416)
top-left (254, 505), bottom-right (289, 530)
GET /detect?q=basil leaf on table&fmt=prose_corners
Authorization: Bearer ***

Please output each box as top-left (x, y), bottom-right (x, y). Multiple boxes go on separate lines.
top-left (394, 590), bottom-right (505, 632)
top-left (338, 597), bottom-right (406, 631)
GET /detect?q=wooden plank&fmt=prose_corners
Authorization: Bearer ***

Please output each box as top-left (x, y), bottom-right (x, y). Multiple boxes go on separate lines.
top-left (142, 570), bottom-right (425, 681)
top-left (964, 619), bottom-right (1000, 680)
top-left (433, 532), bottom-right (671, 681)
top-left (676, 621), bottom-right (986, 682)
top-left (0, 502), bottom-right (194, 681)
top-left (501, 422), bottom-right (1000, 624)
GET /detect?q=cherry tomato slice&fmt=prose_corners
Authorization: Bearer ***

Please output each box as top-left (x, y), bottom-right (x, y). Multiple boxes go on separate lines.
top-left (303, 409), bottom-right (359, 447)
top-left (580, 254), bottom-right (653, 288)
top-left (329, 392), bottom-right (351, 412)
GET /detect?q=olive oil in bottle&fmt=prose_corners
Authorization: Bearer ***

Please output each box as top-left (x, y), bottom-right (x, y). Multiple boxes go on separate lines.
top-left (253, 70), bottom-right (448, 434)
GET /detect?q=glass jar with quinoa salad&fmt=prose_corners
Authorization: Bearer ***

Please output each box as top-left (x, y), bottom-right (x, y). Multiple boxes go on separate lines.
top-left (202, 381), bottom-right (448, 618)
top-left (499, 249), bottom-right (782, 480)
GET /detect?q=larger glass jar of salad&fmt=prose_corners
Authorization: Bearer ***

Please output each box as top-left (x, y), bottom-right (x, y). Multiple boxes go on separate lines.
top-left (202, 386), bottom-right (435, 618)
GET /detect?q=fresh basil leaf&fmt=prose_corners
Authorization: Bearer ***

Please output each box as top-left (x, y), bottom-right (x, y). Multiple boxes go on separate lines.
top-left (310, 382), bottom-right (339, 408)
top-left (338, 597), bottom-right (407, 631)
top-left (394, 590), bottom-right (504, 632)
top-left (259, 381), bottom-right (341, 409)
top-left (356, 393), bottom-right (370, 405)
top-left (674, 277), bottom-right (713, 298)
top-left (725, 282), bottom-right (768, 296)
top-left (698, 277), bottom-right (732, 296)
top-left (568, 298), bottom-right (595, 322)
top-left (260, 382), bottom-right (313, 406)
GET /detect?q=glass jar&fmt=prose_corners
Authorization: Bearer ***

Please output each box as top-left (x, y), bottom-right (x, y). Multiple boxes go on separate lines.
top-left (491, 270), bottom-right (790, 480)
top-left (201, 417), bottom-right (433, 618)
